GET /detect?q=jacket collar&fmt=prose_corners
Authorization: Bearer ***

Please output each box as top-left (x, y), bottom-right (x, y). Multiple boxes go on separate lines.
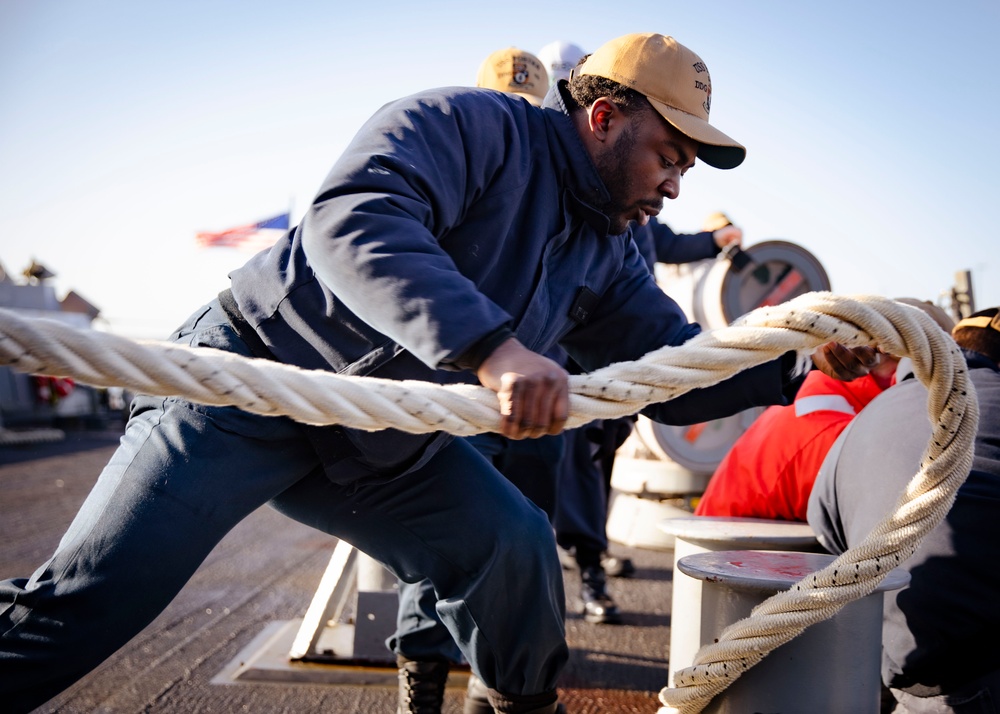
top-left (798, 370), bottom-right (885, 413)
top-left (962, 347), bottom-right (1000, 373)
top-left (541, 81), bottom-right (613, 236)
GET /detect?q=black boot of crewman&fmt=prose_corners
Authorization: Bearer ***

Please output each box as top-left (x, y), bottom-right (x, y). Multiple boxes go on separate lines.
top-left (462, 673), bottom-right (492, 714)
top-left (463, 674), bottom-right (565, 714)
top-left (600, 550), bottom-right (636, 578)
top-left (580, 565), bottom-right (622, 624)
top-left (397, 655), bottom-right (450, 714)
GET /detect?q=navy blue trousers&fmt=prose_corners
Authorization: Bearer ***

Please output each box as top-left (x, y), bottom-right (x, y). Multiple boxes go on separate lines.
top-left (392, 432), bottom-right (566, 666)
top-left (0, 301), bottom-right (567, 713)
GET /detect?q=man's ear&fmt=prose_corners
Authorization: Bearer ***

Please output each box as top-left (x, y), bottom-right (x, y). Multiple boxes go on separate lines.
top-left (587, 97), bottom-right (618, 143)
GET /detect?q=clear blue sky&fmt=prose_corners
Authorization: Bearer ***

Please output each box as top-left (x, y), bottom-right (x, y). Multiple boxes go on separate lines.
top-left (2, 0), bottom-right (997, 338)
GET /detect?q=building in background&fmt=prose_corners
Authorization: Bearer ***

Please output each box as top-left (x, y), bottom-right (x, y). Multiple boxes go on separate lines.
top-left (0, 260), bottom-right (124, 439)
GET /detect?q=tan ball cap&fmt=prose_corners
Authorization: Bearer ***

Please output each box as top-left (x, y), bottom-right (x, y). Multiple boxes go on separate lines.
top-left (476, 47), bottom-right (549, 107)
top-left (574, 33), bottom-right (745, 169)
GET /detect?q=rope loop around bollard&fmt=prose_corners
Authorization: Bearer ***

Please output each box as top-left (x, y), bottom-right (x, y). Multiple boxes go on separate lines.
top-left (656, 296), bottom-right (977, 713)
top-left (0, 292), bottom-right (978, 713)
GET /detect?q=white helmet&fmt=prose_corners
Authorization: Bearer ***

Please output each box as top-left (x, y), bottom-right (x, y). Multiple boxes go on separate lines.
top-left (537, 40), bottom-right (586, 86)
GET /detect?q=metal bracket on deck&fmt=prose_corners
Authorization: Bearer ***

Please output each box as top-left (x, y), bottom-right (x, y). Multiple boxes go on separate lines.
top-left (289, 540), bottom-right (399, 666)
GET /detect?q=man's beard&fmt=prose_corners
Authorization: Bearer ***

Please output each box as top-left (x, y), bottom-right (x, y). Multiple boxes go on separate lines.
top-left (592, 122), bottom-right (641, 235)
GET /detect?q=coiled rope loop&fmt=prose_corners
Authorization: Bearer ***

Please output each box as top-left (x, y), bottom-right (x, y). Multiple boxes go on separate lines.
top-left (656, 295), bottom-right (977, 713)
top-left (0, 292), bottom-right (977, 713)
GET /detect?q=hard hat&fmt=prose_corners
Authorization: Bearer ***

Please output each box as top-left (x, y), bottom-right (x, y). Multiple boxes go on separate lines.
top-left (537, 40), bottom-right (586, 85)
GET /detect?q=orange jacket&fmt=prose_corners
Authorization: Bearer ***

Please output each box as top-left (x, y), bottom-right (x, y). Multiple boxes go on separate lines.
top-left (695, 370), bottom-right (888, 521)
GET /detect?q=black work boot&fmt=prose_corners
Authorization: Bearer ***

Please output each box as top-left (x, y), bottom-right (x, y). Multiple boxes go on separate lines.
top-left (579, 565), bottom-right (622, 624)
top-left (462, 673), bottom-right (493, 714)
top-left (487, 687), bottom-right (565, 714)
top-left (600, 550), bottom-right (636, 578)
top-left (397, 656), bottom-right (450, 714)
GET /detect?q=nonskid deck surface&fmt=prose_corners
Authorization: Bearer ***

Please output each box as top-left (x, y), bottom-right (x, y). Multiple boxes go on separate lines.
top-left (1, 428), bottom-right (673, 713)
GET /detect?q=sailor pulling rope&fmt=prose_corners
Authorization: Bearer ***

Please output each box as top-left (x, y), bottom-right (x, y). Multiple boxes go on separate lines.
top-left (0, 291), bottom-right (978, 713)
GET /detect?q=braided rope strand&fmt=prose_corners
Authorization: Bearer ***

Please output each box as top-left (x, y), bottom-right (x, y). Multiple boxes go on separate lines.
top-left (0, 292), bottom-right (891, 434)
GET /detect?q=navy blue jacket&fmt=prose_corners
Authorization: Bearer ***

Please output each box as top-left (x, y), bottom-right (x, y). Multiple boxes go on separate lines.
top-left (227, 84), bottom-right (788, 479)
top-left (633, 221), bottom-right (720, 273)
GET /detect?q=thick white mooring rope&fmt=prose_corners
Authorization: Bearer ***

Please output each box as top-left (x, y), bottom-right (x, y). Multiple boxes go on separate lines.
top-left (0, 292), bottom-right (978, 712)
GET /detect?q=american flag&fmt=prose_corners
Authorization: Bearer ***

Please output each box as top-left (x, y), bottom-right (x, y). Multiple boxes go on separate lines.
top-left (196, 212), bottom-right (290, 250)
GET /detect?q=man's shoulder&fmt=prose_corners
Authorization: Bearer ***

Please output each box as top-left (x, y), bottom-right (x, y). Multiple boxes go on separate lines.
top-left (369, 86), bottom-right (555, 156)
top-left (387, 86), bottom-right (542, 121)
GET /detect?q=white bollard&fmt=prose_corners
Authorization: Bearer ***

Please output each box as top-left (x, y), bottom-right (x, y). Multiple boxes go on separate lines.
top-left (676, 549), bottom-right (908, 713)
top-left (659, 516), bottom-right (822, 685)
